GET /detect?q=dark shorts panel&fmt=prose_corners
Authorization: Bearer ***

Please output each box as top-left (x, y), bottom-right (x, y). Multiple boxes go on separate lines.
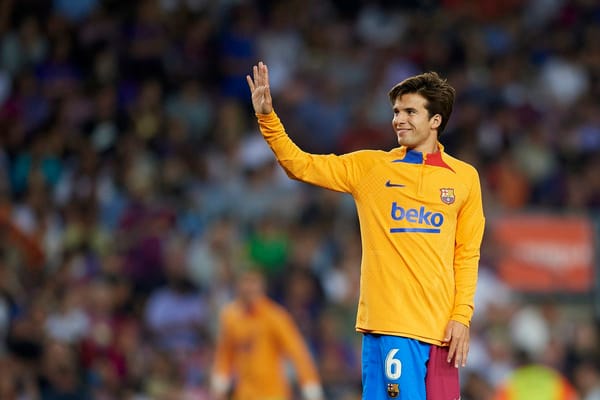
top-left (425, 345), bottom-right (460, 400)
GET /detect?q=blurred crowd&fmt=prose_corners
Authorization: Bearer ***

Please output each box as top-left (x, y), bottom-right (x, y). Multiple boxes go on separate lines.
top-left (0, 0), bottom-right (598, 399)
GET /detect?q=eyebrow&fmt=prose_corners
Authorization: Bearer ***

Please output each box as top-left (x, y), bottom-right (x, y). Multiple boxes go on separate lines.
top-left (393, 106), bottom-right (418, 113)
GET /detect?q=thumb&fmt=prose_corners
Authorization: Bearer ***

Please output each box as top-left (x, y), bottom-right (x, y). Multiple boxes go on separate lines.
top-left (443, 325), bottom-right (453, 342)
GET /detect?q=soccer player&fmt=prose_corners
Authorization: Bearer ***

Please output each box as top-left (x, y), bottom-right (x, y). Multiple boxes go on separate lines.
top-left (246, 62), bottom-right (485, 400)
top-left (211, 269), bottom-right (324, 400)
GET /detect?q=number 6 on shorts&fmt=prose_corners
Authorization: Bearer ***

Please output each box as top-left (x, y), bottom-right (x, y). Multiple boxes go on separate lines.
top-left (385, 348), bottom-right (402, 380)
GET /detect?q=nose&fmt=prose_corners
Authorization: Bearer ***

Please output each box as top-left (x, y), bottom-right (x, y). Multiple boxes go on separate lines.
top-left (393, 112), bottom-right (407, 126)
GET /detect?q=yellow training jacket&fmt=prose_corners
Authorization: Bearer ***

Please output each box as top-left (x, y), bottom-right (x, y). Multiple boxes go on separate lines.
top-left (257, 111), bottom-right (485, 345)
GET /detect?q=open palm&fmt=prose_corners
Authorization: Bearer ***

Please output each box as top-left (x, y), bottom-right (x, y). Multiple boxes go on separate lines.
top-left (246, 61), bottom-right (273, 115)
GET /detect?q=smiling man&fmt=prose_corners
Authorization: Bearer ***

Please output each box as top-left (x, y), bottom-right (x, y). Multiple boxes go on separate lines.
top-left (247, 62), bottom-right (485, 400)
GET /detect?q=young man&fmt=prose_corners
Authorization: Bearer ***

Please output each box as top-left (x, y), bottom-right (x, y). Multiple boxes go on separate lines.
top-left (211, 269), bottom-right (323, 400)
top-left (247, 62), bottom-right (485, 400)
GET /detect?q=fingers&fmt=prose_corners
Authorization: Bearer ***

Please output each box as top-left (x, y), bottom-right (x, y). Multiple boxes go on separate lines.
top-left (459, 340), bottom-right (469, 367)
top-left (446, 335), bottom-right (470, 368)
top-left (452, 338), bottom-right (469, 368)
top-left (447, 339), bottom-right (457, 366)
top-left (443, 324), bottom-right (452, 344)
top-left (444, 322), bottom-right (470, 368)
top-left (254, 63), bottom-right (261, 86)
top-left (444, 324), bottom-right (453, 361)
top-left (257, 61), bottom-right (266, 87)
top-left (247, 62), bottom-right (273, 114)
top-left (246, 74), bottom-right (255, 92)
top-left (263, 62), bottom-right (269, 87)
top-left (249, 61), bottom-right (269, 87)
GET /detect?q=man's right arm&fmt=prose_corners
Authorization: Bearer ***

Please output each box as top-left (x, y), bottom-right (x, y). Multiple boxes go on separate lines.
top-left (247, 62), bottom-right (370, 193)
top-left (258, 110), bottom-right (370, 193)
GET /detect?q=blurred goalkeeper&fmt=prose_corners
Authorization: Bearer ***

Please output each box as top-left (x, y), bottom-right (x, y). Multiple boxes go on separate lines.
top-left (246, 62), bottom-right (485, 400)
top-left (211, 269), bottom-right (323, 400)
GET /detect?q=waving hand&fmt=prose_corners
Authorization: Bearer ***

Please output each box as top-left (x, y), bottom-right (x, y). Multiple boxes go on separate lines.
top-left (246, 61), bottom-right (273, 115)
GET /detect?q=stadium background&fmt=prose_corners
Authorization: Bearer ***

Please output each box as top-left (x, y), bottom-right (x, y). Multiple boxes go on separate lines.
top-left (0, 0), bottom-right (598, 398)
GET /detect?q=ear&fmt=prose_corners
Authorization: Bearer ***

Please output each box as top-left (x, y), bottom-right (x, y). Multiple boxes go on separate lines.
top-left (430, 114), bottom-right (442, 129)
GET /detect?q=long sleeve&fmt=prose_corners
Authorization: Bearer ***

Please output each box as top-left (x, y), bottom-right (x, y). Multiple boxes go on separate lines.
top-left (256, 111), bottom-right (375, 194)
top-left (257, 109), bottom-right (486, 344)
top-left (211, 310), bottom-right (234, 396)
top-left (451, 167), bottom-right (485, 326)
top-left (274, 310), bottom-right (323, 399)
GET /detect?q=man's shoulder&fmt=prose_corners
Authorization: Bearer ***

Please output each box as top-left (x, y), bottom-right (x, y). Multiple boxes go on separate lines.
top-left (341, 148), bottom-right (395, 157)
top-left (219, 301), bottom-right (240, 317)
top-left (441, 152), bottom-right (480, 176)
top-left (340, 147), bottom-right (401, 164)
top-left (222, 297), bottom-right (288, 316)
top-left (259, 297), bottom-right (291, 317)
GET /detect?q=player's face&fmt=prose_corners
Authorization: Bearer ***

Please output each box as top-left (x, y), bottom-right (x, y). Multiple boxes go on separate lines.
top-left (238, 271), bottom-right (265, 305)
top-left (392, 93), bottom-right (441, 153)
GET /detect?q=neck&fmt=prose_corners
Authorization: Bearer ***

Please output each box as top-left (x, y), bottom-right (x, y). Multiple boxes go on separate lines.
top-left (409, 141), bottom-right (439, 154)
top-left (427, 142), bottom-right (439, 154)
top-left (241, 296), bottom-right (263, 310)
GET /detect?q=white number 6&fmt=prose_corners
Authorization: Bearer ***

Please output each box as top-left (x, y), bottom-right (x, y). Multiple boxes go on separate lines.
top-left (385, 348), bottom-right (402, 380)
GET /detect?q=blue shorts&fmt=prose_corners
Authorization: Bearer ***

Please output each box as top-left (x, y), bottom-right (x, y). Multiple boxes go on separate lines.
top-left (361, 333), bottom-right (459, 400)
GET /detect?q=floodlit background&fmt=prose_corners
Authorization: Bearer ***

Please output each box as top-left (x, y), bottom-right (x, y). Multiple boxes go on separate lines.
top-left (0, 0), bottom-right (598, 399)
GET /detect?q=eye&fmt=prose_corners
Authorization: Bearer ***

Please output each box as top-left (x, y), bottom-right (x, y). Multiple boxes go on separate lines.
top-left (408, 110), bottom-right (417, 115)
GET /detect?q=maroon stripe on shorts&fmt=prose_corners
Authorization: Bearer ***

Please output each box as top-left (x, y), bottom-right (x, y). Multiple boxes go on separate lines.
top-left (425, 345), bottom-right (460, 400)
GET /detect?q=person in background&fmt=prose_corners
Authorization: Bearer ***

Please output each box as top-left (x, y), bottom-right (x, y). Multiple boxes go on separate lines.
top-left (212, 269), bottom-right (323, 400)
top-left (493, 349), bottom-right (579, 400)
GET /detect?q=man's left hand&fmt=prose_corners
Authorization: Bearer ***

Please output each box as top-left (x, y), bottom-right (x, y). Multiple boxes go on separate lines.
top-left (443, 320), bottom-right (470, 368)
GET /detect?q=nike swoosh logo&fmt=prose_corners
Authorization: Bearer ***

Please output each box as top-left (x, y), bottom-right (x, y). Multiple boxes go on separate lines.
top-left (385, 180), bottom-right (405, 188)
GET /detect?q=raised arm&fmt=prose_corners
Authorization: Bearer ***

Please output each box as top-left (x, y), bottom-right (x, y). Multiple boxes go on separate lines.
top-left (246, 61), bottom-right (273, 115)
top-left (246, 62), bottom-right (378, 194)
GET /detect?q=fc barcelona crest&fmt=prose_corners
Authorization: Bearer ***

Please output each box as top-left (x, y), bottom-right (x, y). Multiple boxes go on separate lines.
top-left (440, 188), bottom-right (455, 205)
top-left (387, 383), bottom-right (400, 398)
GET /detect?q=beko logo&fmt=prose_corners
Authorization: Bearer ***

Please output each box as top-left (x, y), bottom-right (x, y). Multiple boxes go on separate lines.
top-left (390, 203), bottom-right (444, 233)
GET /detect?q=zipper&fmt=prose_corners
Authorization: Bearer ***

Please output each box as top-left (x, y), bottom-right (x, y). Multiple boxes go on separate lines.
top-left (417, 153), bottom-right (425, 197)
